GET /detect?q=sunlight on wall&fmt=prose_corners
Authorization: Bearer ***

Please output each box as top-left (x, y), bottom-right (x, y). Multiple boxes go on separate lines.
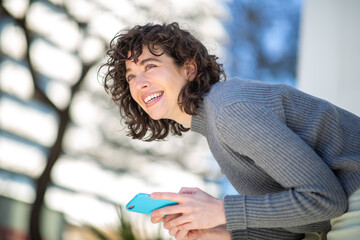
top-left (45, 186), bottom-right (119, 226)
top-left (0, 60), bottom-right (33, 99)
top-left (26, 1), bottom-right (82, 51)
top-left (0, 171), bottom-right (35, 204)
top-left (30, 39), bottom-right (81, 85)
top-left (2, 0), bottom-right (29, 19)
top-left (79, 36), bottom-right (104, 64)
top-left (0, 135), bottom-right (47, 178)
top-left (0, 20), bottom-right (27, 60)
top-left (0, 96), bottom-right (58, 147)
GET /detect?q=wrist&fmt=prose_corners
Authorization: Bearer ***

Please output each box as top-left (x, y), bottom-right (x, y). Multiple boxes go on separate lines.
top-left (209, 225), bottom-right (231, 240)
top-left (217, 198), bottom-right (226, 226)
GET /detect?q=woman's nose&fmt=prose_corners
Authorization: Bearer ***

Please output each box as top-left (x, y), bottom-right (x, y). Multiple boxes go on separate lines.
top-left (135, 74), bottom-right (150, 90)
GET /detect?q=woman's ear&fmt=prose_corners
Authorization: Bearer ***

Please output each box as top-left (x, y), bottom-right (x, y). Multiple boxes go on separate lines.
top-left (185, 60), bottom-right (197, 81)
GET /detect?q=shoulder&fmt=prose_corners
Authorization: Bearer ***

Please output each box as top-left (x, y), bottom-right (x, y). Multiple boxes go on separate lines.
top-left (200, 78), bottom-right (265, 123)
top-left (203, 78), bottom-right (247, 107)
top-left (204, 78), bottom-right (293, 110)
top-left (203, 78), bottom-right (305, 127)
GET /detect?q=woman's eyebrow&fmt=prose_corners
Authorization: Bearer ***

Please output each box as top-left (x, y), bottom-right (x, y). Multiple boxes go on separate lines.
top-left (126, 58), bottom-right (161, 74)
top-left (140, 58), bottom-right (161, 65)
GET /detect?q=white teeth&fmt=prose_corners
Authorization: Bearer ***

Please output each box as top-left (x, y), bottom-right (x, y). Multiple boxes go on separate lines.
top-left (144, 93), bottom-right (162, 104)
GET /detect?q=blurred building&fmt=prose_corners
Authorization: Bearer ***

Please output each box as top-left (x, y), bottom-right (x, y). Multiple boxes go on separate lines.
top-left (0, 0), bottom-right (228, 239)
top-left (0, 195), bottom-right (64, 240)
top-left (297, 0), bottom-right (360, 116)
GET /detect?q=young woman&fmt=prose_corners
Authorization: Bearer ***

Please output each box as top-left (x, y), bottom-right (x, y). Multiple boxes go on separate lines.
top-left (101, 22), bottom-right (360, 240)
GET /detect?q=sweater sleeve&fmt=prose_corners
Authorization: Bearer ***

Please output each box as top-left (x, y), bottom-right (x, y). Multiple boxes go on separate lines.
top-left (216, 101), bottom-right (348, 232)
top-left (230, 227), bottom-right (306, 240)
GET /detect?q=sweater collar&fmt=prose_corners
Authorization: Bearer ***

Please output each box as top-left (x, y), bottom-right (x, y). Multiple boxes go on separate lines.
top-left (190, 101), bottom-right (207, 137)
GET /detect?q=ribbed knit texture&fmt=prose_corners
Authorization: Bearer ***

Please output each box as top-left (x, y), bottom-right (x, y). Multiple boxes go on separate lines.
top-left (230, 228), bottom-right (305, 240)
top-left (191, 78), bottom-right (360, 239)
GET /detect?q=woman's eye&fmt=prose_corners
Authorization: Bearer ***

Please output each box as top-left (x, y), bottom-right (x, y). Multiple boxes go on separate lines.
top-left (126, 75), bottom-right (135, 82)
top-left (145, 64), bottom-right (156, 71)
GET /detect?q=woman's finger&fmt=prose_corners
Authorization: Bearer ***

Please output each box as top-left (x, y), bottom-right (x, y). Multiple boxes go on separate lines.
top-left (164, 214), bottom-right (192, 230)
top-left (179, 187), bottom-right (200, 194)
top-left (150, 192), bottom-right (187, 203)
top-left (151, 203), bottom-right (188, 219)
top-left (174, 228), bottom-right (190, 240)
top-left (168, 226), bottom-right (179, 237)
top-left (163, 214), bottom-right (181, 229)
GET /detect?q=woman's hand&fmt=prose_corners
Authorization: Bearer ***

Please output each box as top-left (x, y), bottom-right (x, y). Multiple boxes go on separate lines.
top-left (168, 225), bottom-right (231, 240)
top-left (150, 187), bottom-right (226, 232)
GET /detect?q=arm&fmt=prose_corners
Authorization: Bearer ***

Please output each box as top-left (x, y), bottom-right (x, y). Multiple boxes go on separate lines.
top-left (229, 227), bottom-right (306, 240)
top-left (217, 101), bottom-right (347, 231)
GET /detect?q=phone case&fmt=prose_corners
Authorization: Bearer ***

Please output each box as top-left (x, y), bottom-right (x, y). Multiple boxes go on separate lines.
top-left (126, 193), bottom-right (178, 214)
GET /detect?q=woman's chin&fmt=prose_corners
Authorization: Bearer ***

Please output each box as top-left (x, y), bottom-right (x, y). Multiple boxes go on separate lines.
top-left (148, 113), bottom-right (163, 121)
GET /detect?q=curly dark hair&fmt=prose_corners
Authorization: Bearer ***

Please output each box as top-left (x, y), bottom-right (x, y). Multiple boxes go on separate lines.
top-left (100, 22), bottom-right (225, 141)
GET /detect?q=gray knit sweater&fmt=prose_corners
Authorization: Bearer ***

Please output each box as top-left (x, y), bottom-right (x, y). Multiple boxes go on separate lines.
top-left (191, 78), bottom-right (360, 240)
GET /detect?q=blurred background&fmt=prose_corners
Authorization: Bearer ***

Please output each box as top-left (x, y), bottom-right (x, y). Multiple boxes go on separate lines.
top-left (0, 0), bottom-right (359, 239)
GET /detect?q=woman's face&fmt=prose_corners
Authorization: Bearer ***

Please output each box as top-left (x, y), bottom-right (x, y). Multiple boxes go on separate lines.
top-left (125, 47), bottom-right (191, 125)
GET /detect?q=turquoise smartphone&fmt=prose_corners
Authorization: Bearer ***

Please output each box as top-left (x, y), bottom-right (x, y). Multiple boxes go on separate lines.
top-left (126, 193), bottom-right (178, 215)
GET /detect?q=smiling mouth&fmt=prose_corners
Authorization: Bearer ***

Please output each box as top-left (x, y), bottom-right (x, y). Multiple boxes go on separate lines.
top-left (144, 92), bottom-right (163, 104)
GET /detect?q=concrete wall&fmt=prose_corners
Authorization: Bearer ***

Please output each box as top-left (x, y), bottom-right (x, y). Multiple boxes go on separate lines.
top-left (297, 0), bottom-right (360, 116)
